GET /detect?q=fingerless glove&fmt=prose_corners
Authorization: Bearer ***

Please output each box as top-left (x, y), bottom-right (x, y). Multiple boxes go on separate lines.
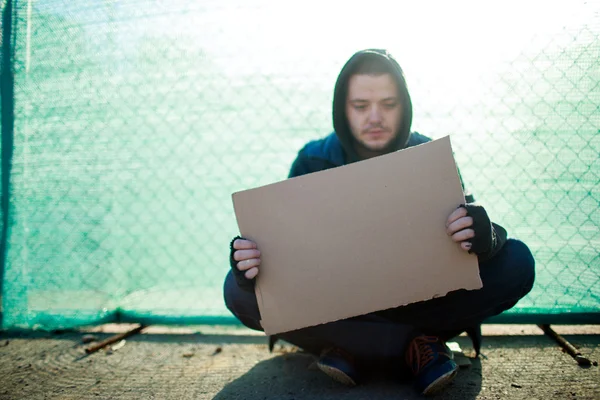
top-left (460, 204), bottom-right (508, 262)
top-left (229, 235), bottom-right (256, 291)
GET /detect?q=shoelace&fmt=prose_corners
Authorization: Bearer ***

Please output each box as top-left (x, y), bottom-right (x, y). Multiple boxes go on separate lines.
top-left (407, 335), bottom-right (440, 375)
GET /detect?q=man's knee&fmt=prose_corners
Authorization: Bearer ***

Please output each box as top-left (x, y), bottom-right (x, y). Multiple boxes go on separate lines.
top-left (223, 270), bottom-right (238, 313)
top-left (223, 270), bottom-right (263, 331)
top-left (482, 238), bottom-right (536, 298)
top-left (505, 239), bottom-right (535, 289)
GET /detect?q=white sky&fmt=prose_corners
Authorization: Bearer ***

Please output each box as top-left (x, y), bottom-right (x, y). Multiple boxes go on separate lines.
top-left (36, 0), bottom-right (597, 78)
top-left (31, 0), bottom-right (598, 110)
top-left (146, 0), bottom-right (596, 73)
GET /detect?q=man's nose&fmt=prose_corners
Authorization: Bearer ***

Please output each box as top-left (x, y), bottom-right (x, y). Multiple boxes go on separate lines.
top-left (368, 105), bottom-right (382, 123)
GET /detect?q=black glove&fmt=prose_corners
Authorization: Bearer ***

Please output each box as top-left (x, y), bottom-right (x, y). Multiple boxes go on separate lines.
top-left (229, 235), bottom-right (256, 291)
top-left (459, 204), bottom-right (508, 262)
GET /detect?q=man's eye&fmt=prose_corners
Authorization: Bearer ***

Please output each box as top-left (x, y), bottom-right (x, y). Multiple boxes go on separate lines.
top-left (354, 105), bottom-right (367, 111)
top-left (383, 102), bottom-right (398, 109)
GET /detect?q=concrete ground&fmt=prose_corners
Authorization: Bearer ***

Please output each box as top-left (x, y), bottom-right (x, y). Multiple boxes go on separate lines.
top-left (0, 324), bottom-right (598, 400)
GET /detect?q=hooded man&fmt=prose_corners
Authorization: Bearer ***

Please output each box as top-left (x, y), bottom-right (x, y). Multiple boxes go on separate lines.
top-left (224, 49), bottom-right (535, 395)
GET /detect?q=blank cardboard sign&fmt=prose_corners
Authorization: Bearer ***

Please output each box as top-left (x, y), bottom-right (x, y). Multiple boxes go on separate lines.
top-left (232, 136), bottom-right (482, 335)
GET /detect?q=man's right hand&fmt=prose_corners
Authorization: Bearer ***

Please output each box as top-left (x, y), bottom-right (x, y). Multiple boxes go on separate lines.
top-left (231, 238), bottom-right (261, 279)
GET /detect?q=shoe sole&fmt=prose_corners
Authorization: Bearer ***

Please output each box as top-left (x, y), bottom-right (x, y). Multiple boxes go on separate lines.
top-left (316, 362), bottom-right (357, 386)
top-left (422, 366), bottom-right (459, 395)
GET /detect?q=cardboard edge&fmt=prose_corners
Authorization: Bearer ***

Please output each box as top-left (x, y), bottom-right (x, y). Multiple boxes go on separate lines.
top-left (262, 280), bottom-right (484, 336)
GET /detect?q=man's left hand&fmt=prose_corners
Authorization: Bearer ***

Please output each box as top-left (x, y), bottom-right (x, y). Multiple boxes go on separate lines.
top-left (446, 204), bottom-right (493, 254)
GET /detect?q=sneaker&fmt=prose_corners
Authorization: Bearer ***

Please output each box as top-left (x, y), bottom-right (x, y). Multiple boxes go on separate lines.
top-left (405, 335), bottom-right (459, 395)
top-left (316, 347), bottom-right (359, 386)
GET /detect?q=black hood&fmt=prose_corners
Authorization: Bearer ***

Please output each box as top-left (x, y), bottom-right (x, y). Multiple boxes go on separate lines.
top-left (332, 49), bottom-right (413, 163)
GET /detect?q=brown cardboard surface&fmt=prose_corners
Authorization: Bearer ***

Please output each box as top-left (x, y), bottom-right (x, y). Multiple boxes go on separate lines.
top-left (232, 136), bottom-right (482, 335)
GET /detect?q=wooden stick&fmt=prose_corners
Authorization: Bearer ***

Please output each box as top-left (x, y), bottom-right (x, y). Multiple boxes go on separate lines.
top-left (538, 324), bottom-right (591, 366)
top-left (85, 324), bottom-right (147, 354)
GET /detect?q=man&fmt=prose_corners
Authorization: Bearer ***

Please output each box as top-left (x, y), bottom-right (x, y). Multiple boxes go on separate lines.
top-left (224, 49), bottom-right (535, 395)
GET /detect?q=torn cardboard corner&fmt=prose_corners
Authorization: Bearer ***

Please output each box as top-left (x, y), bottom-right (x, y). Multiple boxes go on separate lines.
top-left (232, 136), bottom-right (482, 336)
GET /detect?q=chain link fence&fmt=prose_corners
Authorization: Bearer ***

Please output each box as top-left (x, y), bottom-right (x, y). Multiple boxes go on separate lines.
top-left (1, 0), bottom-right (598, 330)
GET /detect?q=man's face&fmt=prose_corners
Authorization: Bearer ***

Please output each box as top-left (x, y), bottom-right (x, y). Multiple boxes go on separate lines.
top-left (345, 73), bottom-right (402, 158)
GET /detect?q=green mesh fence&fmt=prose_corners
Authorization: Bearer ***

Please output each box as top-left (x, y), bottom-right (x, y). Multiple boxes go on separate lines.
top-left (0, 0), bottom-right (598, 330)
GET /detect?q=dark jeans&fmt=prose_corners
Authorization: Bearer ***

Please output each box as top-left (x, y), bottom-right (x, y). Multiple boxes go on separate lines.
top-left (223, 239), bottom-right (535, 364)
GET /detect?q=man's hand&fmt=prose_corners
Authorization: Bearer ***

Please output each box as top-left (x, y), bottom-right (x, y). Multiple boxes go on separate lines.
top-left (446, 206), bottom-right (475, 252)
top-left (231, 238), bottom-right (261, 279)
top-left (445, 204), bottom-right (495, 255)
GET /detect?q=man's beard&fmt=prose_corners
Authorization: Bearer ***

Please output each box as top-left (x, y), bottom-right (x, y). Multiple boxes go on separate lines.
top-left (354, 133), bottom-right (398, 155)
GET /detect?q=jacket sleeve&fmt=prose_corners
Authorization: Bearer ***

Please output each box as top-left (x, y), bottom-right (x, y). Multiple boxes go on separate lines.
top-left (480, 222), bottom-right (508, 262)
